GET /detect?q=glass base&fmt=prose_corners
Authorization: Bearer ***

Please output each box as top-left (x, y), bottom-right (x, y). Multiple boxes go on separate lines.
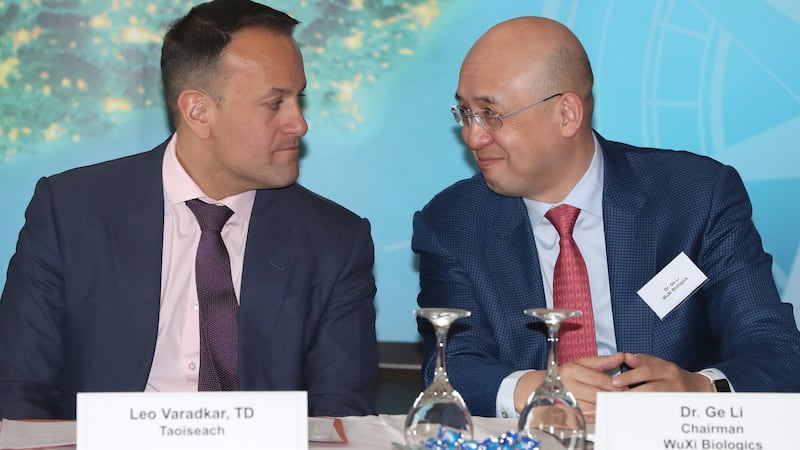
top-left (404, 397), bottom-right (473, 444)
top-left (519, 401), bottom-right (585, 449)
top-left (525, 428), bottom-right (585, 450)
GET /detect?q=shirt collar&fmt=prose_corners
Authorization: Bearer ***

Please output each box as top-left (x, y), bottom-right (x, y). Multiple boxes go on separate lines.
top-left (523, 132), bottom-right (605, 224)
top-left (162, 133), bottom-right (256, 223)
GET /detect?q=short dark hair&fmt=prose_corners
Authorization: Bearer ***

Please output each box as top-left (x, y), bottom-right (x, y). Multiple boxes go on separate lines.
top-left (160, 0), bottom-right (300, 124)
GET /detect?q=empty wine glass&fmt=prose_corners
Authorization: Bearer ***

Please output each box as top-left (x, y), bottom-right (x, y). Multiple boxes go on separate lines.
top-left (404, 308), bottom-right (473, 446)
top-left (518, 308), bottom-right (586, 449)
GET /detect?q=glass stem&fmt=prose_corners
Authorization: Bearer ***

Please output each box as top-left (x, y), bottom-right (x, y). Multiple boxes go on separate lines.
top-left (433, 325), bottom-right (449, 382)
top-left (546, 322), bottom-right (560, 382)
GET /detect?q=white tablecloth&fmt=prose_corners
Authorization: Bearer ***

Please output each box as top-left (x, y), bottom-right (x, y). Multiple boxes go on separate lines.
top-left (310, 414), bottom-right (521, 449)
top-left (0, 415), bottom-right (520, 449)
top-left (0, 414), bottom-right (590, 449)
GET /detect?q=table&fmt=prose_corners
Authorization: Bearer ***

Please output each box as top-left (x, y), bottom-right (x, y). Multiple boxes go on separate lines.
top-left (311, 414), bottom-right (519, 449)
top-left (0, 415), bottom-right (593, 449)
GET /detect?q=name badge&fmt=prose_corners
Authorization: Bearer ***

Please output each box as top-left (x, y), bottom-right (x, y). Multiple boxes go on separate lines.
top-left (594, 392), bottom-right (800, 450)
top-left (77, 391), bottom-right (307, 450)
top-left (637, 252), bottom-right (707, 319)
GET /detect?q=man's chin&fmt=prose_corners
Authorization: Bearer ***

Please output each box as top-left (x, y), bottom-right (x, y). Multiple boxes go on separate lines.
top-left (484, 179), bottom-right (517, 198)
top-left (257, 170), bottom-right (299, 190)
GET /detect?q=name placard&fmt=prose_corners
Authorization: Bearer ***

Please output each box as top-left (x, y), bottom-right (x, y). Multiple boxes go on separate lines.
top-left (76, 391), bottom-right (307, 450)
top-left (594, 392), bottom-right (799, 450)
top-left (637, 252), bottom-right (708, 319)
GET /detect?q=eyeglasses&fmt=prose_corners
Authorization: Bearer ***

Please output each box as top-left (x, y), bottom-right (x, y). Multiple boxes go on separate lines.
top-left (451, 93), bottom-right (563, 130)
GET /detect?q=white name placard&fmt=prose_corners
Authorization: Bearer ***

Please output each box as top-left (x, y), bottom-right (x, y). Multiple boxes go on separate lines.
top-left (594, 392), bottom-right (799, 450)
top-left (77, 391), bottom-right (307, 450)
top-left (637, 252), bottom-right (708, 320)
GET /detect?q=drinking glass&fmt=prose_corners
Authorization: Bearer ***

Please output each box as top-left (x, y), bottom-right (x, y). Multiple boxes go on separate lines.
top-left (518, 308), bottom-right (586, 449)
top-left (404, 308), bottom-right (473, 446)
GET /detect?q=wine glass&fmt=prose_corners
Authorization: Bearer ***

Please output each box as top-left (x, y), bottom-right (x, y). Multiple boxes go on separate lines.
top-left (404, 308), bottom-right (473, 446)
top-left (518, 308), bottom-right (586, 449)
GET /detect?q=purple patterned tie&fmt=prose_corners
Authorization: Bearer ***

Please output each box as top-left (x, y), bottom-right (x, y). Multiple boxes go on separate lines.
top-left (186, 199), bottom-right (240, 391)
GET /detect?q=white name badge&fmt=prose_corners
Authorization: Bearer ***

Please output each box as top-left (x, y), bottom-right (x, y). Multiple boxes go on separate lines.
top-left (594, 392), bottom-right (800, 450)
top-left (637, 252), bottom-right (708, 319)
top-left (76, 391), bottom-right (307, 450)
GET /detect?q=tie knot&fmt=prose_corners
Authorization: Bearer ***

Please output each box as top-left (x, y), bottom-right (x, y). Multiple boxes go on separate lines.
top-left (545, 204), bottom-right (581, 238)
top-left (186, 199), bottom-right (233, 232)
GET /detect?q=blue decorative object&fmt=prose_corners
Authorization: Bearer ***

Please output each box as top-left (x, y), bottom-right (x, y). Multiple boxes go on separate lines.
top-left (417, 428), bottom-right (540, 450)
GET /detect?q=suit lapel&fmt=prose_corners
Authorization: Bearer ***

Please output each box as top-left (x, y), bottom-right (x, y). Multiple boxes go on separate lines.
top-left (238, 188), bottom-right (296, 385)
top-left (485, 194), bottom-right (548, 365)
top-left (486, 196), bottom-right (546, 310)
top-left (600, 136), bottom-right (658, 355)
top-left (109, 147), bottom-right (166, 384)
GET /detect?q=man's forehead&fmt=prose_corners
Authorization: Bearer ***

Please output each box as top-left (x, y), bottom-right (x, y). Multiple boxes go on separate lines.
top-left (457, 68), bottom-right (519, 106)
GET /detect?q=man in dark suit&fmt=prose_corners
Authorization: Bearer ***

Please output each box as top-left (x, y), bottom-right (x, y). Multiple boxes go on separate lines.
top-left (413, 16), bottom-right (800, 420)
top-left (0, 0), bottom-right (378, 419)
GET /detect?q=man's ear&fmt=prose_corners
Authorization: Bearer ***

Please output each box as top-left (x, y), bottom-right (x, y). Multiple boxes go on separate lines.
top-left (558, 92), bottom-right (584, 138)
top-left (177, 89), bottom-right (212, 139)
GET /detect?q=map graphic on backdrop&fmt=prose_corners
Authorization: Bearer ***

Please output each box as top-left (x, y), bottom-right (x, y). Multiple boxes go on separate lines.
top-left (0, 0), bottom-right (798, 342)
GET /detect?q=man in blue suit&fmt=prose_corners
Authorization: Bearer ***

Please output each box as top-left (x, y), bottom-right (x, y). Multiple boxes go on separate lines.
top-left (0, 0), bottom-right (377, 419)
top-left (413, 16), bottom-right (800, 420)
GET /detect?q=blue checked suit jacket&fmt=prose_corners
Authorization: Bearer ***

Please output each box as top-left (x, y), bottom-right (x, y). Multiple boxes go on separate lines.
top-left (412, 133), bottom-right (800, 417)
top-left (0, 139), bottom-right (378, 419)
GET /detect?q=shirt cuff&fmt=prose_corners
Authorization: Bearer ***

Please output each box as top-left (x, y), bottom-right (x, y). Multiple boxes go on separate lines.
top-left (496, 369), bottom-right (532, 418)
top-left (698, 368), bottom-right (735, 392)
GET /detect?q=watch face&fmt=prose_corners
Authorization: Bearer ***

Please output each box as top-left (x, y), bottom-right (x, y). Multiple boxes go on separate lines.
top-left (714, 379), bottom-right (732, 392)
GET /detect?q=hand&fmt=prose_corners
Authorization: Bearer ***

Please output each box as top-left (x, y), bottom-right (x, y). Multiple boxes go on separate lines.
top-left (514, 353), bottom-right (627, 422)
top-left (611, 353), bottom-right (713, 393)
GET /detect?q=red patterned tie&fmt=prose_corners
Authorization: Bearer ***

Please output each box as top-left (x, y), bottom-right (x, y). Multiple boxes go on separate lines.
top-left (545, 204), bottom-right (597, 364)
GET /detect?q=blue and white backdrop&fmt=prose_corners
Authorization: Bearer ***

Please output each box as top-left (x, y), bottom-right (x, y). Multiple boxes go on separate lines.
top-left (1, 0), bottom-right (798, 342)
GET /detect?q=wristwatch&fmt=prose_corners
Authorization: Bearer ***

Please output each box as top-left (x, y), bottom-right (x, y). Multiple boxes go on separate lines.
top-left (700, 371), bottom-right (732, 392)
top-left (711, 378), bottom-right (732, 392)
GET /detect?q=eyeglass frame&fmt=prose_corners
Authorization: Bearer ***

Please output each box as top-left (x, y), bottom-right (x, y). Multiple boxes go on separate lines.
top-left (451, 92), bottom-right (564, 130)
